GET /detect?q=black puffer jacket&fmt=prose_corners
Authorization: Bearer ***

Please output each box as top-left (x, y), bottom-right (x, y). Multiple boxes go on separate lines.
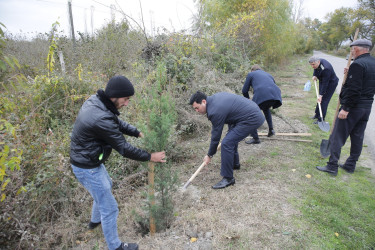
top-left (70, 90), bottom-right (151, 169)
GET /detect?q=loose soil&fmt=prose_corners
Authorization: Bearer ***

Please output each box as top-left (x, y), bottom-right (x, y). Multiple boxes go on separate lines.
top-left (69, 59), bottom-right (375, 250)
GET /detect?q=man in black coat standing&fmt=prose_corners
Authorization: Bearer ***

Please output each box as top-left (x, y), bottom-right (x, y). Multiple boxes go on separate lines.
top-left (70, 76), bottom-right (166, 250)
top-left (316, 39), bottom-right (375, 176)
top-left (309, 56), bottom-right (339, 123)
top-left (242, 65), bottom-right (282, 144)
top-left (189, 91), bottom-right (265, 189)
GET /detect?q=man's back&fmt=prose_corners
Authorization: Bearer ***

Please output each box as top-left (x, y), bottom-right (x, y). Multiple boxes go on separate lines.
top-left (206, 92), bottom-right (263, 127)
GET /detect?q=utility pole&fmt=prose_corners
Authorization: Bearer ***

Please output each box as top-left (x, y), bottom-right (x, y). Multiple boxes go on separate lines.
top-left (84, 8), bottom-right (88, 35)
top-left (91, 5), bottom-right (95, 36)
top-left (68, 0), bottom-right (76, 45)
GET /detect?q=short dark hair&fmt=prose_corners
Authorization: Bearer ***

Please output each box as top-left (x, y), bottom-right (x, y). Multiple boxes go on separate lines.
top-left (189, 91), bottom-right (207, 105)
top-left (251, 64), bottom-right (262, 71)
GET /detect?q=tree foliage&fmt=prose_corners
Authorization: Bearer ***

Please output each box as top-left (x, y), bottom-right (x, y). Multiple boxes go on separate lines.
top-left (134, 61), bottom-right (178, 232)
top-left (310, 0), bottom-right (374, 51)
top-left (197, 0), bottom-right (296, 65)
top-left (318, 8), bottom-right (352, 50)
top-left (353, 0), bottom-right (375, 47)
top-left (295, 18), bottom-right (322, 53)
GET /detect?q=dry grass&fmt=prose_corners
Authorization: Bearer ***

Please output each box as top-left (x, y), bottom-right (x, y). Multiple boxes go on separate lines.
top-left (58, 56), bottom-right (375, 249)
top-left (65, 57), bottom-right (316, 250)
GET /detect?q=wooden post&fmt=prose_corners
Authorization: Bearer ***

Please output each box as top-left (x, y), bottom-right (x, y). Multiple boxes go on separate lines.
top-left (58, 51), bottom-right (66, 73)
top-left (148, 162), bottom-right (156, 235)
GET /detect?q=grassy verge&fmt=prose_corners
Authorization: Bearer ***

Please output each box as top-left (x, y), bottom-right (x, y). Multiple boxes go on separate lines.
top-left (274, 55), bottom-right (375, 249)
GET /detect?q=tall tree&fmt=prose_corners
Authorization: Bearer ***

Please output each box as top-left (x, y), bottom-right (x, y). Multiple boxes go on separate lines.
top-left (318, 8), bottom-right (352, 50)
top-left (354, 0), bottom-right (375, 48)
top-left (197, 0), bottom-right (295, 64)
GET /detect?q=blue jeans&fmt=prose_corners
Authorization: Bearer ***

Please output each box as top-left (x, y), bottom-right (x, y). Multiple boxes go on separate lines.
top-left (71, 164), bottom-right (121, 250)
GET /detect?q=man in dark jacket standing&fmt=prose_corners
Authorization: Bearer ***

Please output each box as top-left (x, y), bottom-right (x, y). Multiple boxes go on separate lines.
top-left (309, 56), bottom-right (339, 123)
top-left (242, 65), bottom-right (282, 144)
top-left (316, 39), bottom-right (375, 176)
top-left (70, 76), bottom-right (165, 250)
top-left (189, 91), bottom-right (264, 189)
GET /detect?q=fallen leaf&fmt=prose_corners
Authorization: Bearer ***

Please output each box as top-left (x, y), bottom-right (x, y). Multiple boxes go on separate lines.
top-left (190, 237), bottom-right (197, 243)
top-left (335, 232), bottom-right (339, 237)
top-left (305, 174), bottom-right (311, 178)
top-left (76, 240), bottom-right (81, 244)
top-left (225, 235), bottom-right (240, 240)
top-left (292, 169), bottom-right (296, 172)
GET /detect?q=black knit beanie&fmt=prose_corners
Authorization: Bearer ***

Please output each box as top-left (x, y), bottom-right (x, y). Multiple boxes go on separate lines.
top-left (105, 75), bottom-right (135, 98)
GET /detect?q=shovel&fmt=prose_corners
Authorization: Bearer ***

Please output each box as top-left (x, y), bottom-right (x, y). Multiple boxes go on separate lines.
top-left (320, 28), bottom-right (359, 158)
top-left (314, 80), bottom-right (330, 132)
top-left (182, 143), bottom-right (221, 190)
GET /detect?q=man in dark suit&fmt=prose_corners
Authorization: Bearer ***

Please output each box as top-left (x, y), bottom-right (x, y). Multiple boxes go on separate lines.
top-left (242, 65), bottom-right (282, 144)
top-left (309, 56), bottom-right (339, 123)
top-left (189, 91), bottom-right (264, 189)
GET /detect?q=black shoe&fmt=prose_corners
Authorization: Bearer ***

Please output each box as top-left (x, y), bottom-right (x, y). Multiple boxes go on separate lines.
top-left (245, 138), bottom-right (260, 144)
top-left (310, 115), bottom-right (317, 119)
top-left (267, 129), bottom-right (275, 137)
top-left (88, 221), bottom-right (101, 230)
top-left (234, 164), bottom-right (240, 170)
top-left (316, 165), bottom-right (337, 176)
top-left (212, 177), bottom-right (235, 189)
top-left (116, 242), bottom-right (139, 250)
top-left (339, 164), bottom-right (354, 173)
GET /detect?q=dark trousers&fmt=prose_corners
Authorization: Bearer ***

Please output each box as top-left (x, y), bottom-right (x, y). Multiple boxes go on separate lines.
top-left (251, 100), bottom-right (275, 139)
top-left (314, 86), bottom-right (336, 121)
top-left (222, 120), bottom-right (264, 178)
top-left (328, 107), bottom-right (371, 170)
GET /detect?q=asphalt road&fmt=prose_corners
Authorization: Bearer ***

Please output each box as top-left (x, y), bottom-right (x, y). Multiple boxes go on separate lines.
top-left (313, 51), bottom-right (375, 166)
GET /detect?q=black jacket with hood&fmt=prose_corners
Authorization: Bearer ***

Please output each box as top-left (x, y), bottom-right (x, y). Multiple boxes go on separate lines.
top-left (70, 90), bottom-right (151, 169)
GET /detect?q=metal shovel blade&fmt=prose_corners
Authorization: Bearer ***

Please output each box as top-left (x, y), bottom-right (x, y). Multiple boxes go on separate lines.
top-left (320, 139), bottom-right (330, 158)
top-left (318, 121), bottom-right (330, 132)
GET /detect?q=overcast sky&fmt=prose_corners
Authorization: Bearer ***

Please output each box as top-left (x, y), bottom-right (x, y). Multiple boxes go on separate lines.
top-left (0, 0), bottom-right (358, 38)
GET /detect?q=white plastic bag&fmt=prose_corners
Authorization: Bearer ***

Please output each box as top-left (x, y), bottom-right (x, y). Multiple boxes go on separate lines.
top-left (303, 80), bottom-right (311, 91)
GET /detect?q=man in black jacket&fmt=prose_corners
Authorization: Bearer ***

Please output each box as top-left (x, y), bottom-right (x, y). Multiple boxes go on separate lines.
top-left (316, 39), bottom-right (375, 176)
top-left (189, 91), bottom-right (264, 189)
top-left (309, 56), bottom-right (339, 123)
top-left (70, 76), bottom-right (165, 250)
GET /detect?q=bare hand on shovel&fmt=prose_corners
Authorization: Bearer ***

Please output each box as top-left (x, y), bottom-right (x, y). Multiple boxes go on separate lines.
top-left (314, 80), bottom-right (330, 132)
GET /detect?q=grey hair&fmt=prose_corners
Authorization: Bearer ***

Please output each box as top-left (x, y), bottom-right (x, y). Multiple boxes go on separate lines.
top-left (308, 56), bottom-right (320, 63)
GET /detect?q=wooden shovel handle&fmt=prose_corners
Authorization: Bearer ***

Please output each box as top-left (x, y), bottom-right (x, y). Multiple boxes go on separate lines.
top-left (183, 143), bottom-right (221, 189)
top-left (314, 80), bottom-right (324, 120)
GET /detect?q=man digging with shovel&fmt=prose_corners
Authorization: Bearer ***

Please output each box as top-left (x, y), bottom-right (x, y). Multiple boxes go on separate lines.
top-left (189, 91), bottom-right (264, 189)
top-left (308, 56), bottom-right (339, 126)
top-left (316, 39), bottom-right (375, 176)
